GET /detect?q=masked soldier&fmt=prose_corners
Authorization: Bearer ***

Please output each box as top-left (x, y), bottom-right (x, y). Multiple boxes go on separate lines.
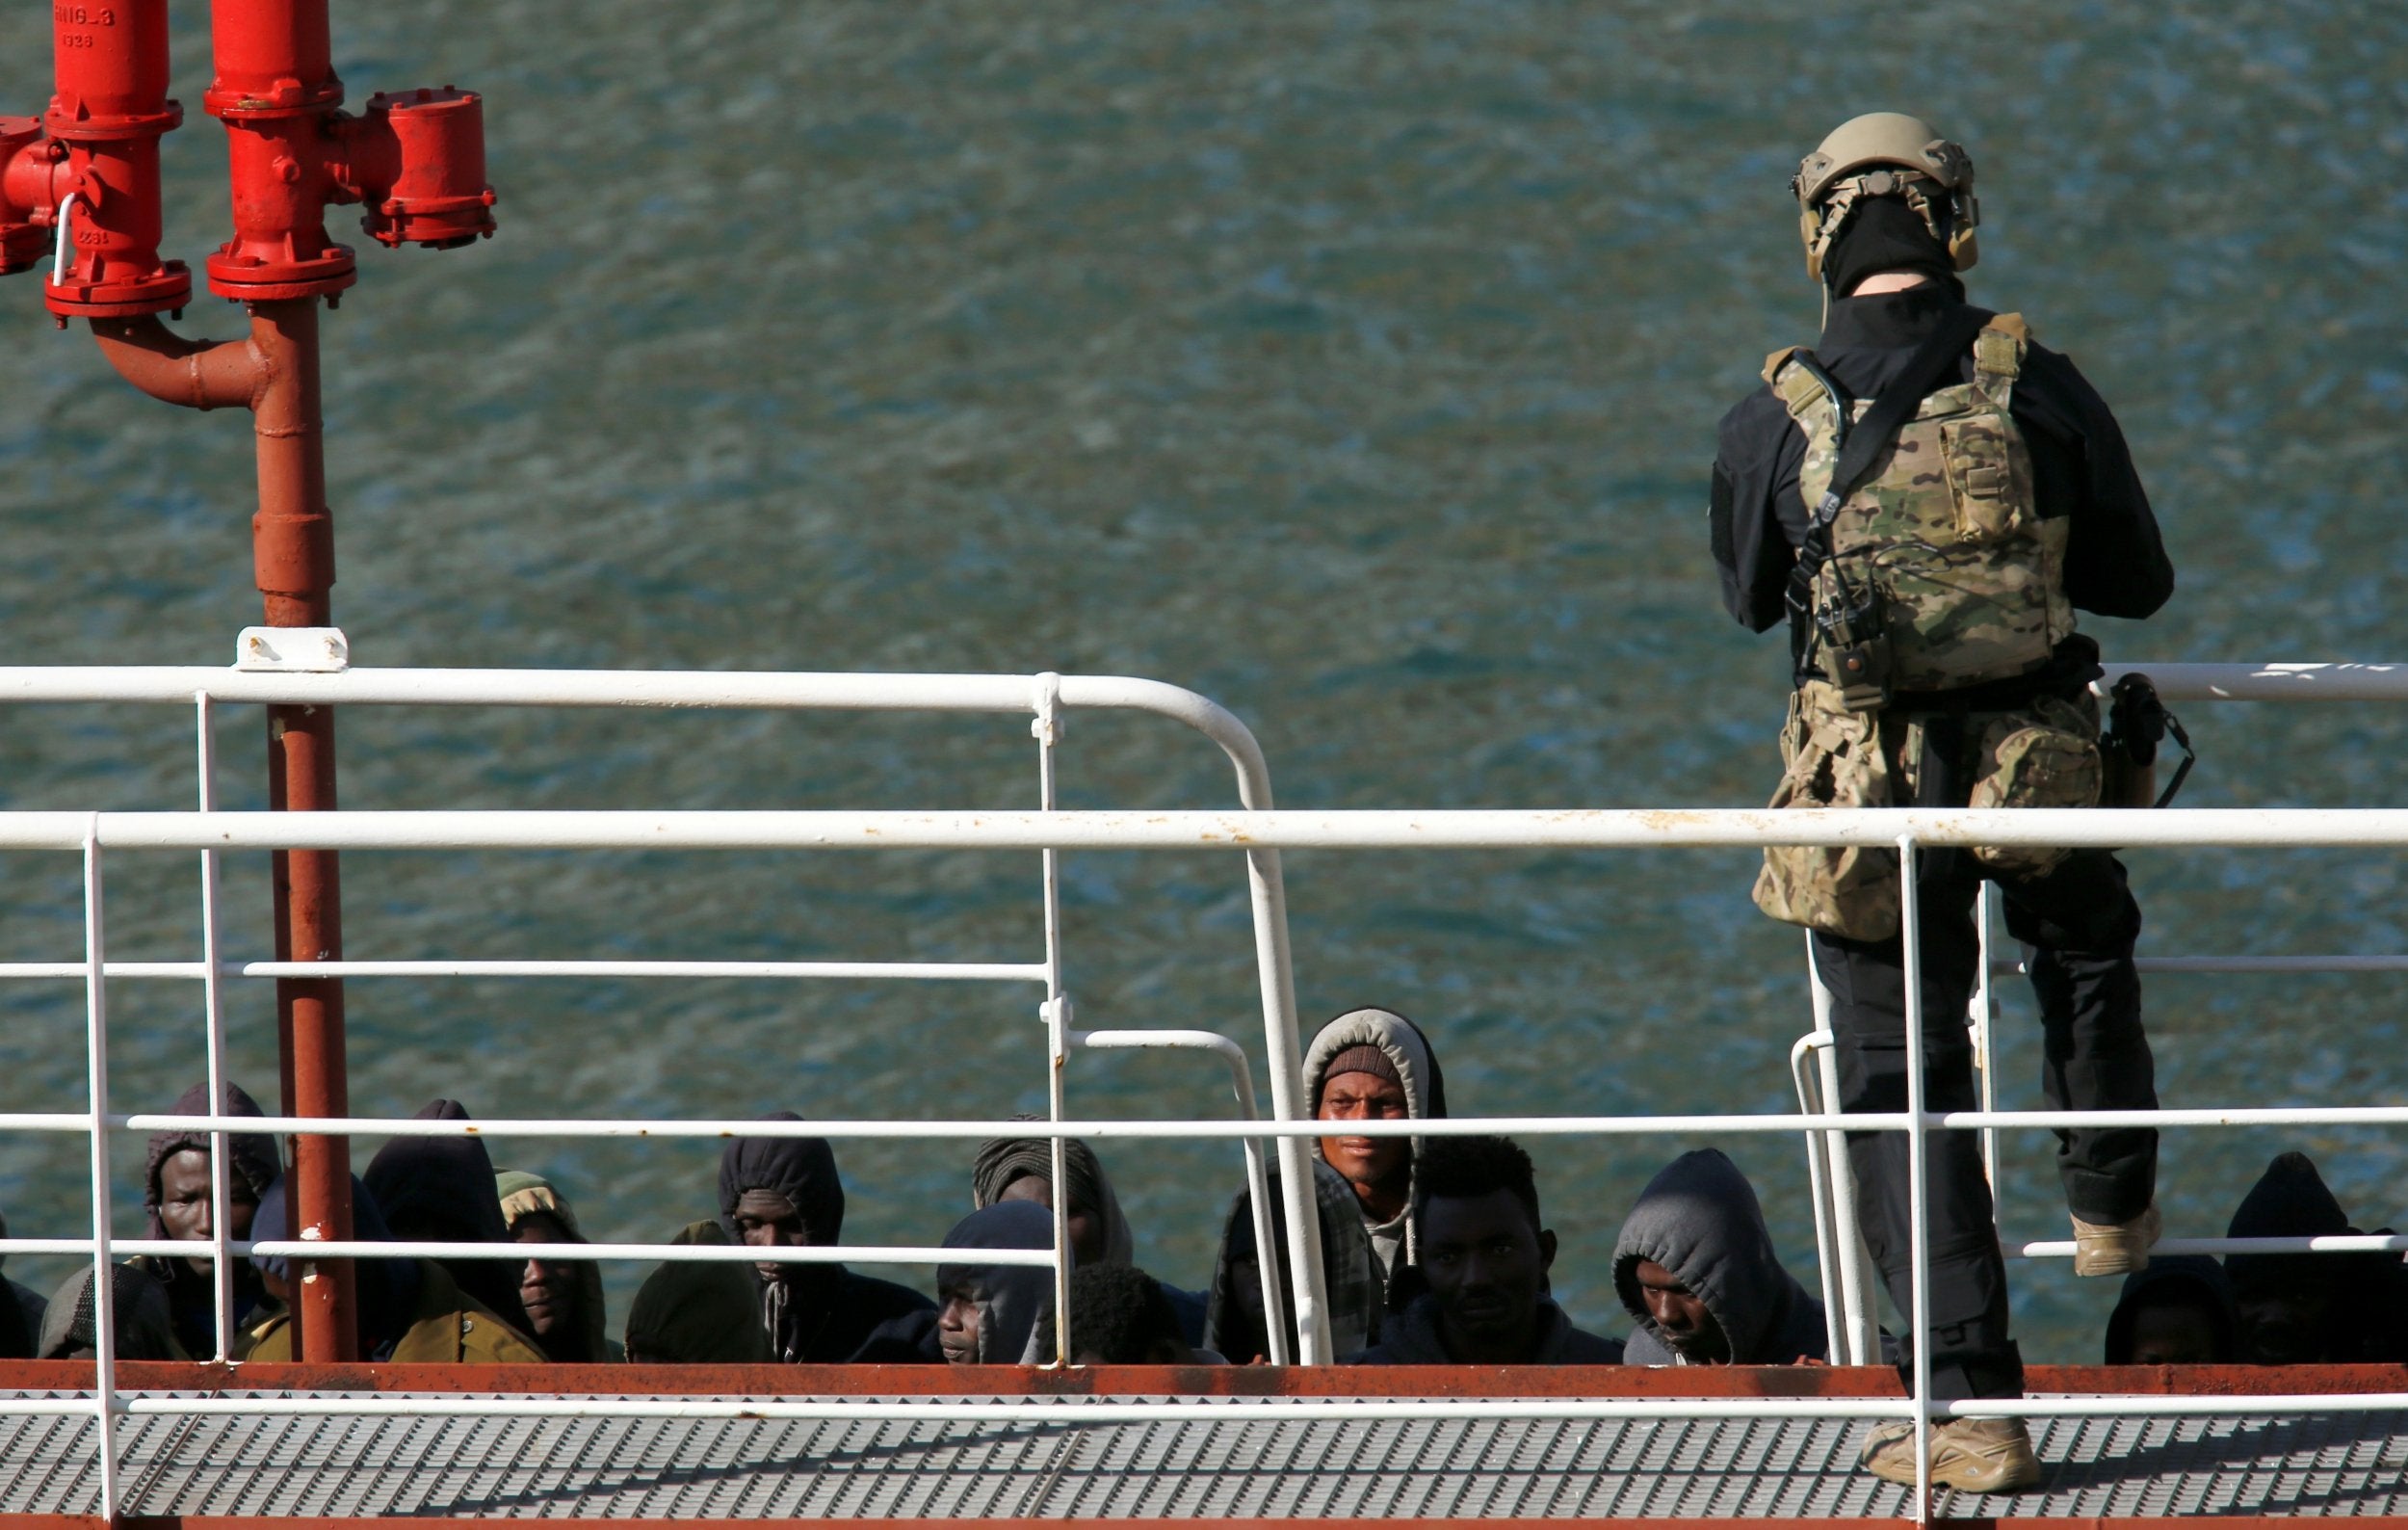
top-left (1708, 113), bottom-right (2175, 1492)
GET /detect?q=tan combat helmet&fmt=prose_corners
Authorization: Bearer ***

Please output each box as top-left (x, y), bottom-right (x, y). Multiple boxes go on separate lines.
top-left (1792, 112), bottom-right (1979, 282)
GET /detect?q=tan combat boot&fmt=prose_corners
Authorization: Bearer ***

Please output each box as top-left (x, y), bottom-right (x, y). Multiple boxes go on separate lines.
top-left (2071, 1203), bottom-right (2161, 1278)
top-left (1859, 1417), bottom-right (2043, 1494)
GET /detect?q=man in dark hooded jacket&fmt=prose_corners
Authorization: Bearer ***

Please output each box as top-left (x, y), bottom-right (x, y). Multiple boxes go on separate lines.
top-left (711, 1112), bottom-right (930, 1363)
top-left (971, 1122), bottom-right (1210, 1344)
top-left (1349, 1135), bottom-right (1622, 1365)
top-left (363, 1098), bottom-right (529, 1338)
top-left (934, 1201), bottom-right (1058, 1365)
top-left (1612, 1149), bottom-right (1827, 1367)
top-left (135, 1080), bottom-right (282, 1359)
top-left (2222, 1150), bottom-right (2408, 1365)
top-left (624, 1233), bottom-right (773, 1365)
top-left (971, 1127), bottom-right (1134, 1270)
top-left (497, 1169), bottom-right (620, 1363)
top-left (851, 1200), bottom-right (1060, 1364)
top-left (2103, 1254), bottom-right (2238, 1365)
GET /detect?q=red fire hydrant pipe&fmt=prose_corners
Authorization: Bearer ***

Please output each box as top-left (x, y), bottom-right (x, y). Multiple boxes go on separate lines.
top-left (205, 0), bottom-right (361, 1368)
top-left (87, 314), bottom-right (256, 410)
top-left (37, 0), bottom-right (491, 1367)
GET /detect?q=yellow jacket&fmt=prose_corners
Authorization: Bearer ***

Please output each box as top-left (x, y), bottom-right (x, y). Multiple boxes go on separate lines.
top-left (240, 1257), bottom-right (546, 1363)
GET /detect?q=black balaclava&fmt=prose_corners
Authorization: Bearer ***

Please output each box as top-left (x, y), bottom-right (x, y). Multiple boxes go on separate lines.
top-left (1824, 194), bottom-right (1963, 301)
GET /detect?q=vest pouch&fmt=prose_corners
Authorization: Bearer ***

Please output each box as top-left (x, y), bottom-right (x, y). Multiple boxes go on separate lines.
top-left (1939, 413), bottom-right (2029, 543)
top-left (1965, 694), bottom-right (2103, 878)
top-left (1752, 682), bottom-right (1900, 941)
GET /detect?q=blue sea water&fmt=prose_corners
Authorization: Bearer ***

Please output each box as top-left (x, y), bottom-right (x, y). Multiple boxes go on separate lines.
top-left (1, 0), bottom-right (2404, 1363)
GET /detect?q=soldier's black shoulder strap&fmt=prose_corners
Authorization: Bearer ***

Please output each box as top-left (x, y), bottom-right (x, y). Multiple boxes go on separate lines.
top-left (1781, 303), bottom-right (1996, 674)
top-left (1820, 303), bottom-right (1997, 525)
top-left (1784, 304), bottom-right (1996, 591)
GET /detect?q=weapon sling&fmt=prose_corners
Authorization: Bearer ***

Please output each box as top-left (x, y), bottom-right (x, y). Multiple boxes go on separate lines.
top-left (1783, 304), bottom-right (1997, 678)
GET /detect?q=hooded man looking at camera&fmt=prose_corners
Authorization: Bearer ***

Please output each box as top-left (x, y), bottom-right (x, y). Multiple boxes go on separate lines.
top-left (1303, 1006), bottom-right (1449, 1296)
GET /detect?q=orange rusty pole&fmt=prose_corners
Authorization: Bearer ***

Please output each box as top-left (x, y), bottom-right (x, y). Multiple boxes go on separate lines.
top-left (251, 296), bottom-right (358, 1364)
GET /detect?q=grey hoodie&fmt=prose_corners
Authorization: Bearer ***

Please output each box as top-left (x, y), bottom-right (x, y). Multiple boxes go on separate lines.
top-left (1301, 1007), bottom-right (1448, 1279)
top-left (1612, 1149), bottom-right (1827, 1367)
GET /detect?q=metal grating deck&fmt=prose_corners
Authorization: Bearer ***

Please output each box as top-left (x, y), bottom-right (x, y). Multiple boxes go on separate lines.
top-left (5, 1391), bottom-right (2408, 1519)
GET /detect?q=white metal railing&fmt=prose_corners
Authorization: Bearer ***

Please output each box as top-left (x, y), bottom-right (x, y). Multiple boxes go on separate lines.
top-left (0, 662), bottom-right (1337, 1382)
top-left (3, 659), bottom-right (2407, 1522)
top-left (0, 657), bottom-right (1337, 1522)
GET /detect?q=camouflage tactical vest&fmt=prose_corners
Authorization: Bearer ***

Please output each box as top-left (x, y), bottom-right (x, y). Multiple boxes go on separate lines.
top-left (1765, 315), bottom-right (2075, 693)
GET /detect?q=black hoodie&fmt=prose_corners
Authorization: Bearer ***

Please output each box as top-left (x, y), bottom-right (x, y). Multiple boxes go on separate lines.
top-left (363, 1098), bottom-right (530, 1336)
top-left (2103, 1254), bottom-right (2238, 1365)
top-left (1349, 1292), bottom-right (1623, 1365)
top-left (1612, 1149), bottom-right (1827, 1367)
top-left (0, 1208), bottom-right (44, 1359)
top-left (140, 1080), bottom-right (282, 1357)
top-left (716, 1114), bottom-right (930, 1362)
top-left (2223, 1150), bottom-right (2408, 1364)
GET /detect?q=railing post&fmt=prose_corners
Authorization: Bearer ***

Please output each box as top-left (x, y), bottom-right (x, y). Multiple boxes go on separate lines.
top-left (1033, 673), bottom-right (1073, 1364)
top-left (1243, 846), bottom-right (1330, 1363)
top-left (1973, 882), bottom-right (2001, 1212)
top-left (196, 692), bottom-right (237, 1359)
top-left (1791, 1029), bottom-right (1845, 1363)
top-left (1898, 832), bottom-right (1932, 1518)
top-left (81, 815), bottom-right (120, 1522)
top-left (1068, 1028), bottom-right (1292, 1364)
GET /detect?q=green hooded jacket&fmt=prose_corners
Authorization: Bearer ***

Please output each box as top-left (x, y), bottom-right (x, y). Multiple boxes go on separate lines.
top-left (495, 1169), bottom-right (622, 1363)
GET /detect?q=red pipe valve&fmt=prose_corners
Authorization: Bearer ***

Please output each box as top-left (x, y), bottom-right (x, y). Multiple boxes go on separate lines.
top-left (0, 117), bottom-right (53, 274)
top-left (37, 0), bottom-right (191, 318)
top-left (351, 89), bottom-right (495, 250)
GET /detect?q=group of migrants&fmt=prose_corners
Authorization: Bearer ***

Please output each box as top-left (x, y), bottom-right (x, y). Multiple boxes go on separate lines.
top-left (7, 1010), bottom-right (2403, 1396)
top-left (5, 106), bottom-right (2401, 1509)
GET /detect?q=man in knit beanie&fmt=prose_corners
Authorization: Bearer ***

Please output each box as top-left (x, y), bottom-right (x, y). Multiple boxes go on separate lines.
top-left (1300, 1008), bottom-right (1448, 1291)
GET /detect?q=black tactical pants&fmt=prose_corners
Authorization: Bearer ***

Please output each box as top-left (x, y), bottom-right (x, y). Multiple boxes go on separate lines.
top-left (1811, 738), bottom-right (2156, 1402)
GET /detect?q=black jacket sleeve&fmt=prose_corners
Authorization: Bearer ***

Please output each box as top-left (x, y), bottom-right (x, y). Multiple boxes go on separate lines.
top-left (1710, 388), bottom-right (1809, 633)
top-left (2011, 344), bottom-right (2175, 620)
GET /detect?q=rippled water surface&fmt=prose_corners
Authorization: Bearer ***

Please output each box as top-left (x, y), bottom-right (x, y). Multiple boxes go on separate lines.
top-left (2, 0), bottom-right (2405, 1361)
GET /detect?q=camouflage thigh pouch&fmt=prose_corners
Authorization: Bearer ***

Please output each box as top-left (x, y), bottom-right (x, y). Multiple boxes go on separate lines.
top-left (1752, 680), bottom-right (1901, 942)
top-left (1965, 692), bottom-right (2105, 878)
